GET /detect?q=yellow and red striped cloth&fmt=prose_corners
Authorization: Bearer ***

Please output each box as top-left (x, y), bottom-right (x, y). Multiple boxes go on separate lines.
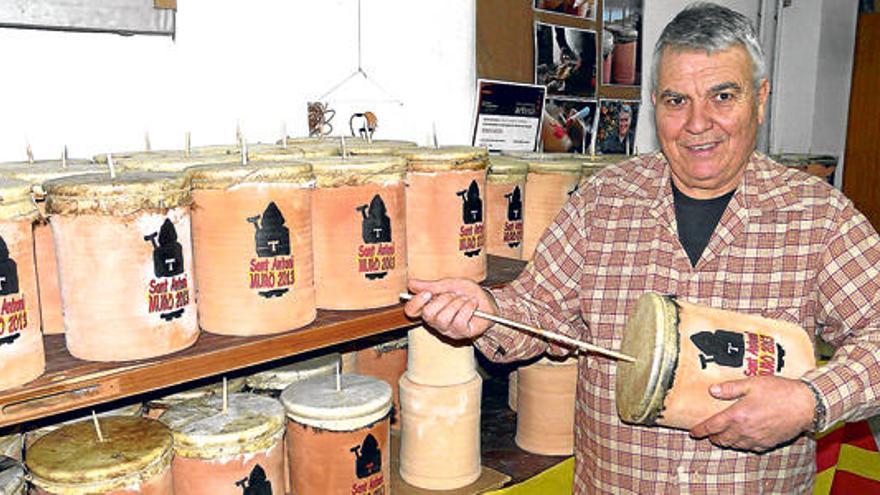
top-left (815, 418), bottom-right (880, 494)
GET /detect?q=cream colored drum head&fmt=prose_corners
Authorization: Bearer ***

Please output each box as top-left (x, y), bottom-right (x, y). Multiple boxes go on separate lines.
top-left (616, 292), bottom-right (679, 425)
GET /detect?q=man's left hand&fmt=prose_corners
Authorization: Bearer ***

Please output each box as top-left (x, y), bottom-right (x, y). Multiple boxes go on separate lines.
top-left (689, 376), bottom-right (816, 452)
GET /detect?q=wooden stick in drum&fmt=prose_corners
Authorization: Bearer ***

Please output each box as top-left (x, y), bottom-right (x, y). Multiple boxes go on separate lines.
top-left (399, 293), bottom-right (635, 363)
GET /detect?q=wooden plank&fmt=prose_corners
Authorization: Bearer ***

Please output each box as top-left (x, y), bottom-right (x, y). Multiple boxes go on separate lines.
top-left (0, 256), bottom-right (526, 427)
top-left (843, 13), bottom-right (880, 230)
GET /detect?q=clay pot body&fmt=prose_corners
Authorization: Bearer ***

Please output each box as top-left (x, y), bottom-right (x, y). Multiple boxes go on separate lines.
top-left (355, 338), bottom-right (408, 429)
top-left (311, 156), bottom-right (408, 310)
top-left (27, 417), bottom-right (174, 495)
top-left (0, 179), bottom-right (44, 390)
top-left (407, 325), bottom-right (476, 386)
top-left (617, 293), bottom-right (816, 429)
top-left (0, 159), bottom-right (107, 335)
top-left (403, 147), bottom-right (488, 282)
top-left (518, 157), bottom-right (582, 260)
top-left (486, 156), bottom-right (527, 259)
top-left (611, 30), bottom-right (638, 85)
top-left (189, 161), bottom-right (316, 335)
top-left (515, 357), bottom-right (577, 455)
top-left (398, 374), bottom-right (482, 489)
top-left (46, 172), bottom-right (198, 361)
top-left (281, 374), bottom-right (392, 495)
top-left (160, 393), bottom-right (286, 495)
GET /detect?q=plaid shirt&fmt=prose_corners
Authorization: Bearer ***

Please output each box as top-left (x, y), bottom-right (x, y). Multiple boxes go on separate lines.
top-left (477, 151), bottom-right (880, 494)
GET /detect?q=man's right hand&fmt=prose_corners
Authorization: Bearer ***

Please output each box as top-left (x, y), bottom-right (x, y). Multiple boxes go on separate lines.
top-left (403, 278), bottom-right (500, 340)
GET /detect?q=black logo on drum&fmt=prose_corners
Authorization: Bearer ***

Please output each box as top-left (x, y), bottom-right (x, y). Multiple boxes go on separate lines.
top-left (144, 219), bottom-right (186, 321)
top-left (248, 202), bottom-right (291, 258)
top-left (351, 433), bottom-right (382, 479)
top-left (456, 180), bottom-right (483, 225)
top-left (505, 186), bottom-right (523, 222)
top-left (357, 194), bottom-right (392, 244)
top-left (235, 464), bottom-right (272, 495)
top-left (691, 330), bottom-right (744, 369)
top-left (144, 219), bottom-right (185, 278)
top-left (0, 235), bottom-right (19, 296)
top-left (248, 202), bottom-right (291, 298)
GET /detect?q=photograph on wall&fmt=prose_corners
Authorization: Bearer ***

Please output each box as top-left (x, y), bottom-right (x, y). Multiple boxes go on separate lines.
top-left (596, 99), bottom-right (639, 155)
top-left (472, 79), bottom-right (546, 152)
top-left (535, 22), bottom-right (597, 98)
top-left (602, 0), bottom-right (643, 86)
top-left (541, 98), bottom-right (597, 154)
top-left (533, 0), bottom-right (597, 21)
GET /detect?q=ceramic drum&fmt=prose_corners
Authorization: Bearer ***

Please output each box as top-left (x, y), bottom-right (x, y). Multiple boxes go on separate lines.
top-left (609, 24), bottom-right (638, 85)
top-left (44, 172), bottom-right (197, 361)
top-left (616, 292), bottom-right (816, 430)
top-left (398, 373), bottom-right (482, 490)
top-left (355, 337), bottom-right (408, 429)
top-left (515, 357), bottom-right (577, 455)
top-left (189, 160), bottom-right (316, 335)
top-left (0, 158), bottom-right (105, 335)
top-left (403, 146), bottom-right (489, 282)
top-left (281, 374), bottom-right (392, 495)
top-left (246, 353), bottom-right (340, 397)
top-left (486, 156), bottom-right (527, 259)
top-left (26, 402), bottom-right (144, 448)
top-left (0, 179), bottom-right (43, 390)
top-left (311, 156), bottom-right (408, 310)
top-left (516, 153), bottom-right (582, 260)
top-left (160, 393), bottom-right (286, 495)
top-left (144, 377), bottom-right (246, 419)
top-left (27, 416), bottom-right (174, 495)
top-left (407, 325), bottom-right (477, 386)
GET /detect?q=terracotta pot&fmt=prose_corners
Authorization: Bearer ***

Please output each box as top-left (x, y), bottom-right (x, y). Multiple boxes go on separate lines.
top-left (508, 370), bottom-right (517, 412)
top-left (160, 393), bottom-right (286, 495)
top-left (189, 160), bottom-right (316, 335)
top-left (246, 353), bottom-right (340, 396)
top-left (355, 337), bottom-right (408, 429)
top-left (27, 416), bottom-right (174, 495)
top-left (617, 292), bottom-right (816, 430)
top-left (407, 325), bottom-right (476, 386)
top-left (0, 457), bottom-right (25, 495)
top-left (281, 374), bottom-right (392, 495)
top-left (486, 156), bottom-right (527, 259)
top-left (26, 403), bottom-right (143, 449)
top-left (515, 357), bottom-right (577, 455)
top-left (144, 376), bottom-right (246, 420)
top-left (311, 156), bottom-right (408, 310)
top-left (245, 353), bottom-right (339, 493)
top-left (403, 147), bottom-right (489, 282)
top-left (398, 374), bottom-right (482, 490)
top-left (0, 179), bottom-right (44, 390)
top-left (610, 26), bottom-right (638, 85)
top-left (512, 153), bottom-right (582, 260)
top-left (45, 172), bottom-right (198, 361)
top-left (0, 158), bottom-right (106, 335)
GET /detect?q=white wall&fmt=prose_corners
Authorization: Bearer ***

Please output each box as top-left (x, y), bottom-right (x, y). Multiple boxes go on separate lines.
top-left (0, 0), bottom-right (476, 162)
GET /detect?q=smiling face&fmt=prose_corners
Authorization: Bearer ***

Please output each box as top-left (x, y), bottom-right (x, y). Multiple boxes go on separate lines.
top-left (652, 45), bottom-right (769, 199)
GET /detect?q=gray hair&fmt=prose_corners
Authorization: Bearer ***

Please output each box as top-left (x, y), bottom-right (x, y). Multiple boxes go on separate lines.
top-left (651, 2), bottom-right (766, 92)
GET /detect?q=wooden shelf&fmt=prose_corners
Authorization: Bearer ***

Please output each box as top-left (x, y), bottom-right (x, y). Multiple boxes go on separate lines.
top-left (0, 256), bottom-right (526, 428)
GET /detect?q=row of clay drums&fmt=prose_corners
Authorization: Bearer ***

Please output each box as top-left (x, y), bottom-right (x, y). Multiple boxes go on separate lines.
top-left (0, 352), bottom-right (407, 494)
top-left (0, 138), bottom-right (623, 393)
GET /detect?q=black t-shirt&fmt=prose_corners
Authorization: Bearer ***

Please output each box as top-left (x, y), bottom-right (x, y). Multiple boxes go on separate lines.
top-left (672, 181), bottom-right (735, 267)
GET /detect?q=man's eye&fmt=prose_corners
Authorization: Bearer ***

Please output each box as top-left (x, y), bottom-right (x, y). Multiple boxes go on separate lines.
top-left (714, 92), bottom-right (735, 102)
top-left (665, 96), bottom-right (685, 107)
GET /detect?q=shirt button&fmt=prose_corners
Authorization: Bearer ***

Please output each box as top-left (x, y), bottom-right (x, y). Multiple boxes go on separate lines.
top-left (692, 470), bottom-right (703, 482)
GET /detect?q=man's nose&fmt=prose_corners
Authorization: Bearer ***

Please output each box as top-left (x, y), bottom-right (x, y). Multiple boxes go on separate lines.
top-left (684, 101), bottom-right (712, 135)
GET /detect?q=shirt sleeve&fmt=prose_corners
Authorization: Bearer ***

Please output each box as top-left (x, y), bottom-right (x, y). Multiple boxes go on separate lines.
top-left (474, 177), bottom-right (594, 363)
top-left (800, 203), bottom-right (880, 430)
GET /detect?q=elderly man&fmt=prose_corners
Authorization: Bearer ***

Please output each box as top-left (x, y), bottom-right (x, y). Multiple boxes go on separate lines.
top-left (405, 2), bottom-right (880, 493)
top-left (600, 104), bottom-right (635, 154)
